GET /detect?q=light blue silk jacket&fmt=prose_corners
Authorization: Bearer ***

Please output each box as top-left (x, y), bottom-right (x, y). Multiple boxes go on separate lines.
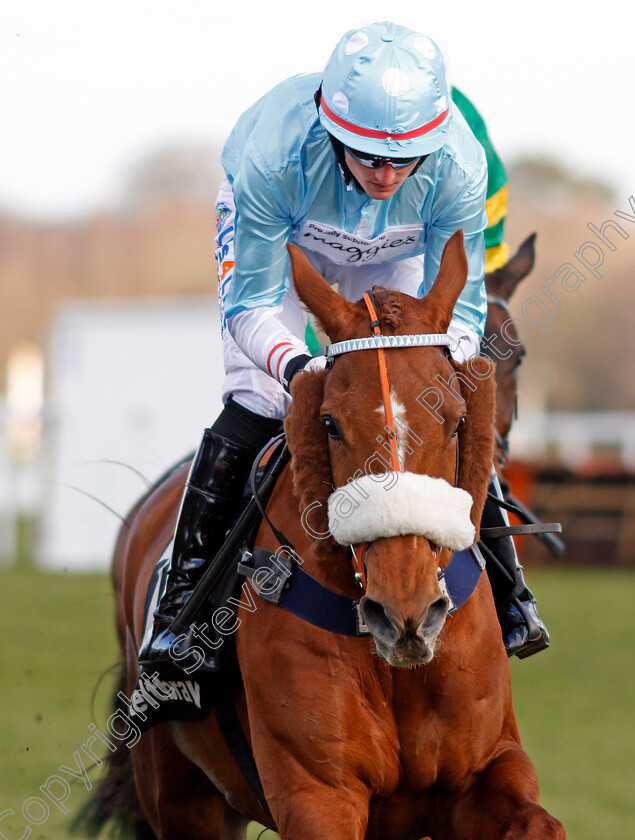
top-left (221, 73), bottom-right (488, 336)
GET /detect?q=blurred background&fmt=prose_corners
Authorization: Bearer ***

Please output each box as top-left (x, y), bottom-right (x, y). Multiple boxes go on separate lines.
top-left (0, 2), bottom-right (633, 839)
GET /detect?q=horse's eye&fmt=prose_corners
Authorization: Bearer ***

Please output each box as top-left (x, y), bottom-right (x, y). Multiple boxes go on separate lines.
top-left (324, 417), bottom-right (342, 440)
top-left (452, 416), bottom-right (466, 437)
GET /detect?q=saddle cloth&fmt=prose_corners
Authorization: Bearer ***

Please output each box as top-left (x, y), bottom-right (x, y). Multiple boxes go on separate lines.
top-left (127, 538), bottom-right (242, 734)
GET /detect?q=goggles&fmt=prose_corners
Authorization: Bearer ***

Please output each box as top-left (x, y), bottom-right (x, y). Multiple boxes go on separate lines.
top-left (345, 145), bottom-right (423, 170)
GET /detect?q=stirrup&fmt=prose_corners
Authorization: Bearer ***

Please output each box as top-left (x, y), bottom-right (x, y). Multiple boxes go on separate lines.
top-left (500, 598), bottom-right (550, 659)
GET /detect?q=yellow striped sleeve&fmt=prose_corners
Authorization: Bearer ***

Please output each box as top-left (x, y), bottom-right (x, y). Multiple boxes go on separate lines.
top-left (485, 184), bottom-right (508, 228)
top-left (485, 242), bottom-right (510, 273)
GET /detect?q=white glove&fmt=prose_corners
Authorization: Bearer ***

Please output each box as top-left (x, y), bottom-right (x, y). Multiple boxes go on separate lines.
top-left (302, 356), bottom-right (328, 374)
top-left (447, 321), bottom-right (481, 364)
top-left (282, 353), bottom-right (328, 392)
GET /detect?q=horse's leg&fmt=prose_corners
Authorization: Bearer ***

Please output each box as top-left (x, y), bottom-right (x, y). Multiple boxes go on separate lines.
top-left (252, 732), bottom-right (369, 840)
top-left (132, 723), bottom-right (248, 840)
top-left (264, 764), bottom-right (369, 840)
top-left (444, 747), bottom-right (566, 840)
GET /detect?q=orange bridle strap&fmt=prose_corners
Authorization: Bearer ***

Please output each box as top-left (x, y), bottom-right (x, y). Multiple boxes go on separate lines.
top-left (350, 293), bottom-right (405, 590)
top-left (362, 292), bottom-right (402, 473)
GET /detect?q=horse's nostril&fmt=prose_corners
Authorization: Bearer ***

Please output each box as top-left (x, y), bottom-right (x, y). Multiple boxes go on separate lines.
top-left (360, 596), bottom-right (399, 644)
top-left (423, 597), bottom-right (449, 634)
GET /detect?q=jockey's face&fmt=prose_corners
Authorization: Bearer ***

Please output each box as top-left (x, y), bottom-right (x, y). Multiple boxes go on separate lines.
top-left (344, 150), bottom-right (419, 200)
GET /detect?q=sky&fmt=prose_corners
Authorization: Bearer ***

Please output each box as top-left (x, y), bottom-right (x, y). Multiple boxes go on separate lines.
top-left (1, 0), bottom-right (633, 220)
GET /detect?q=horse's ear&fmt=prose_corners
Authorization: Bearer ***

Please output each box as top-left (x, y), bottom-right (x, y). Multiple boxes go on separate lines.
top-left (284, 368), bottom-right (341, 560)
top-left (453, 356), bottom-right (496, 536)
top-left (287, 244), bottom-right (362, 341)
top-left (418, 230), bottom-right (468, 332)
top-left (486, 233), bottom-right (536, 302)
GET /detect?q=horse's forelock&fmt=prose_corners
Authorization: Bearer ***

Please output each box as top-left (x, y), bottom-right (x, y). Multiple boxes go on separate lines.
top-left (368, 287), bottom-right (404, 332)
top-left (366, 286), bottom-right (451, 337)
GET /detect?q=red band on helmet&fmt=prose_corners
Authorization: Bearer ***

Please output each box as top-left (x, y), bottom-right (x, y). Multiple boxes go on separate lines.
top-left (320, 94), bottom-right (449, 141)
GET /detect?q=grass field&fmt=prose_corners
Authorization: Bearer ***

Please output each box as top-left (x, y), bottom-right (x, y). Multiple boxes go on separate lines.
top-left (0, 563), bottom-right (633, 840)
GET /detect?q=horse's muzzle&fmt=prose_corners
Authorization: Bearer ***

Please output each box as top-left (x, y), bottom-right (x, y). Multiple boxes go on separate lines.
top-left (359, 594), bottom-right (449, 667)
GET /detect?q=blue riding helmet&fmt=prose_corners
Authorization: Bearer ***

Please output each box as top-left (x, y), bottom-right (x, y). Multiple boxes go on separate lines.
top-left (319, 21), bottom-right (452, 158)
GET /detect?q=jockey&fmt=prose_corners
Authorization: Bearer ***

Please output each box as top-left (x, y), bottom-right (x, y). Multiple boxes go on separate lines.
top-left (139, 21), bottom-right (548, 672)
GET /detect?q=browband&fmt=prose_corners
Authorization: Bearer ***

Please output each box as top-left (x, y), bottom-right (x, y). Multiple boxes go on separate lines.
top-left (325, 333), bottom-right (453, 362)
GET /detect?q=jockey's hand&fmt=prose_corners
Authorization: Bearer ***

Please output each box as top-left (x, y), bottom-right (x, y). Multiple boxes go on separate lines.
top-left (447, 322), bottom-right (481, 364)
top-left (282, 354), bottom-right (328, 393)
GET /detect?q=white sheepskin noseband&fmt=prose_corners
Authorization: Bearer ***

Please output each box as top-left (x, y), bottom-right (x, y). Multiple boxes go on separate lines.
top-left (327, 471), bottom-right (475, 550)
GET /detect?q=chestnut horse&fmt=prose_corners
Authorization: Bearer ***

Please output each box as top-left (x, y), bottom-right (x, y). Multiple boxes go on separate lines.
top-left (83, 232), bottom-right (565, 840)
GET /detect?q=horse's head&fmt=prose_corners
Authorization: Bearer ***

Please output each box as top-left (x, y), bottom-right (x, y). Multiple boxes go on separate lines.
top-left (484, 234), bottom-right (536, 446)
top-left (285, 233), bottom-right (495, 667)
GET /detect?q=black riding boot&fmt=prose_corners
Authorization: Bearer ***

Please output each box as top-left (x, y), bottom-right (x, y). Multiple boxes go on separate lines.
top-left (480, 471), bottom-right (550, 659)
top-left (138, 429), bottom-right (258, 672)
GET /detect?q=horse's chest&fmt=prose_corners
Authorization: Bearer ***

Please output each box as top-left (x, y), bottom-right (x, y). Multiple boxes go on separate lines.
top-left (397, 722), bottom-right (472, 790)
top-left (389, 679), bottom-right (508, 791)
